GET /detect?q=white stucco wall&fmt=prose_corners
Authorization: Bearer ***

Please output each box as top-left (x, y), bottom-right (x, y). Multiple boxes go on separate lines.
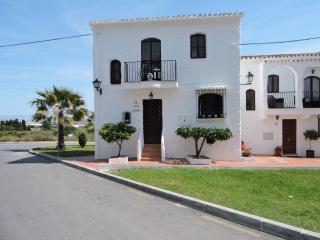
top-left (92, 15), bottom-right (242, 161)
top-left (241, 54), bottom-right (320, 157)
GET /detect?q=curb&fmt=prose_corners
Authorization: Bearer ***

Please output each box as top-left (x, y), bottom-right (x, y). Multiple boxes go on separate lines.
top-left (28, 149), bottom-right (320, 240)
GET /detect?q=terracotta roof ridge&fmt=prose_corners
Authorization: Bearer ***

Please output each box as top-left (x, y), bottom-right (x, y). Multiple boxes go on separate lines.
top-left (90, 12), bottom-right (244, 25)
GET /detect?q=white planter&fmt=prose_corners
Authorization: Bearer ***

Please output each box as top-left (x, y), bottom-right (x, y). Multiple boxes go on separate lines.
top-left (186, 155), bottom-right (212, 165)
top-left (108, 156), bottom-right (128, 164)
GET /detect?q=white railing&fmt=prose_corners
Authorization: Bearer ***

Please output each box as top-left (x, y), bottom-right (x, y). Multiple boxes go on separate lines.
top-left (137, 130), bottom-right (144, 161)
top-left (161, 131), bottom-right (166, 162)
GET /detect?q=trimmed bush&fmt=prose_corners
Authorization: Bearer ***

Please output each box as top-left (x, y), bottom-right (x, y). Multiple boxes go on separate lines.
top-left (99, 122), bottom-right (136, 157)
top-left (176, 126), bottom-right (232, 158)
top-left (78, 133), bottom-right (87, 148)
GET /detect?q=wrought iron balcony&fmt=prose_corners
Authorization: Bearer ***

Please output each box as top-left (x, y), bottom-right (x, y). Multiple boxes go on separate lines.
top-left (267, 91), bottom-right (295, 109)
top-left (303, 91), bottom-right (320, 108)
top-left (124, 60), bottom-right (176, 82)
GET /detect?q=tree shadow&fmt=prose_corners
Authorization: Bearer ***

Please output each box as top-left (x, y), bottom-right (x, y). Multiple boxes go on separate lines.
top-left (7, 155), bottom-right (57, 164)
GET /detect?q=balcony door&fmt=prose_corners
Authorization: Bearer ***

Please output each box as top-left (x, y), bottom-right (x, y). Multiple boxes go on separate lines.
top-left (304, 76), bottom-right (320, 108)
top-left (141, 38), bottom-right (161, 81)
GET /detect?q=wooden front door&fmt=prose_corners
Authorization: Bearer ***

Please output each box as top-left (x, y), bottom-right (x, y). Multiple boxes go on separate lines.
top-left (143, 99), bottom-right (162, 144)
top-left (282, 119), bottom-right (296, 154)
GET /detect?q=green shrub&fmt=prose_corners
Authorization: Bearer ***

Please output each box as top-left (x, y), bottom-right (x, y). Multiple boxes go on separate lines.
top-left (78, 133), bottom-right (87, 148)
top-left (304, 130), bottom-right (319, 150)
top-left (176, 126), bottom-right (233, 158)
top-left (99, 122), bottom-right (136, 157)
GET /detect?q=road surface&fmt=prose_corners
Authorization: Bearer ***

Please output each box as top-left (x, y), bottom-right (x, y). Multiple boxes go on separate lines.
top-left (0, 142), bottom-right (281, 240)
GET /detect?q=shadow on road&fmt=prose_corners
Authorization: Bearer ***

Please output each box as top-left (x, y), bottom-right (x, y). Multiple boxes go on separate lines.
top-left (4, 149), bottom-right (28, 153)
top-left (7, 155), bottom-right (57, 164)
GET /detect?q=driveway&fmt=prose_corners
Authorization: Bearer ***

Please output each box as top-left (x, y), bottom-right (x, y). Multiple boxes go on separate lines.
top-left (0, 142), bottom-right (281, 240)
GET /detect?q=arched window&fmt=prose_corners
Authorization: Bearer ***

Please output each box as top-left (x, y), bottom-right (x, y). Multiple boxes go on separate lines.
top-left (303, 76), bottom-right (320, 108)
top-left (304, 76), bottom-right (320, 93)
top-left (246, 89), bottom-right (255, 110)
top-left (190, 34), bottom-right (206, 59)
top-left (267, 75), bottom-right (279, 93)
top-left (141, 38), bottom-right (161, 80)
top-left (198, 93), bottom-right (223, 118)
top-left (110, 60), bottom-right (121, 84)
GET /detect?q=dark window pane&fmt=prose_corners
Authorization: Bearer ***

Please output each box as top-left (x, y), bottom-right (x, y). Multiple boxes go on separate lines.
top-left (198, 93), bottom-right (223, 118)
top-left (198, 35), bottom-right (205, 47)
top-left (110, 60), bottom-right (121, 84)
top-left (198, 47), bottom-right (206, 58)
top-left (190, 34), bottom-right (206, 59)
top-left (246, 90), bottom-right (255, 110)
top-left (191, 48), bottom-right (198, 58)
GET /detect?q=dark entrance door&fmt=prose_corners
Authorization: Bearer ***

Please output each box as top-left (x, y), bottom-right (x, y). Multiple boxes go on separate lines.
top-left (282, 119), bottom-right (296, 154)
top-left (141, 38), bottom-right (161, 81)
top-left (143, 99), bottom-right (162, 144)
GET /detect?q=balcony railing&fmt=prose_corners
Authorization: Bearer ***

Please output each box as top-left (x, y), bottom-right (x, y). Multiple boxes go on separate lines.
top-left (124, 60), bottom-right (176, 82)
top-left (267, 91), bottom-right (295, 109)
top-left (303, 91), bottom-right (320, 108)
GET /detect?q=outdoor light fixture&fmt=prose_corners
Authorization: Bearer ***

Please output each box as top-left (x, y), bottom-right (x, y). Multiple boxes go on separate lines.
top-left (92, 78), bottom-right (102, 95)
top-left (312, 69), bottom-right (315, 74)
top-left (241, 72), bottom-right (254, 85)
top-left (149, 92), bottom-right (154, 99)
top-left (276, 115), bottom-right (280, 120)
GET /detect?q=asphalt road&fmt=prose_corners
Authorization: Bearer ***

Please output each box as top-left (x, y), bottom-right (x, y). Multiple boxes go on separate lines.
top-left (0, 142), bottom-right (281, 240)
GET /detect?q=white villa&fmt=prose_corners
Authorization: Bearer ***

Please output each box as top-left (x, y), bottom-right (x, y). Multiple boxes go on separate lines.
top-left (90, 13), bottom-right (243, 161)
top-left (241, 53), bottom-right (320, 157)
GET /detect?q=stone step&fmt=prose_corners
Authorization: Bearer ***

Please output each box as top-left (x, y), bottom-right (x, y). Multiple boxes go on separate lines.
top-left (142, 152), bottom-right (161, 157)
top-left (141, 156), bottom-right (161, 161)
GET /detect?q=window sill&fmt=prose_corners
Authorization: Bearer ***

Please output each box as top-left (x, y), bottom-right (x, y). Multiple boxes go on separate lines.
top-left (197, 117), bottom-right (226, 122)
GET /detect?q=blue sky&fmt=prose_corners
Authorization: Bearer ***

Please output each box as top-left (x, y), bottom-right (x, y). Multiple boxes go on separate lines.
top-left (0, 0), bottom-right (319, 120)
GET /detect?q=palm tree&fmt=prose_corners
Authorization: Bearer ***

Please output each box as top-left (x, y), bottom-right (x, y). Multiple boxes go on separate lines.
top-left (31, 86), bottom-right (88, 149)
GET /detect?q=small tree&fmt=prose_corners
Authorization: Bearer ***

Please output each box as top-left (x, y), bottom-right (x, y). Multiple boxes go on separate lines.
top-left (78, 132), bottom-right (87, 148)
top-left (99, 122), bottom-right (136, 157)
top-left (176, 126), bottom-right (233, 159)
top-left (304, 130), bottom-right (319, 150)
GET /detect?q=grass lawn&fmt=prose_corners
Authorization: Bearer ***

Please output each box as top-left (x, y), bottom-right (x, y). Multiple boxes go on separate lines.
top-left (114, 168), bottom-right (320, 232)
top-left (34, 145), bottom-right (95, 157)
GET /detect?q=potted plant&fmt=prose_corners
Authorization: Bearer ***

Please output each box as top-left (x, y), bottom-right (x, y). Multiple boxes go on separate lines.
top-left (175, 126), bottom-right (232, 165)
top-left (274, 146), bottom-right (282, 156)
top-left (304, 130), bottom-right (319, 158)
top-left (99, 122), bottom-right (136, 164)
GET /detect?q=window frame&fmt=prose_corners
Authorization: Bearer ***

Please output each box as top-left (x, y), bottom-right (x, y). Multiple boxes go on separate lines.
top-left (110, 60), bottom-right (121, 84)
top-left (267, 75), bottom-right (279, 93)
top-left (246, 89), bottom-right (255, 111)
top-left (190, 34), bottom-right (206, 59)
top-left (197, 91), bottom-right (225, 119)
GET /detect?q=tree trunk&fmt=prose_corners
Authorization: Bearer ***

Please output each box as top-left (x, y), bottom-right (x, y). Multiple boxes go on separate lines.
top-left (117, 140), bottom-right (123, 157)
top-left (57, 112), bottom-right (65, 150)
top-left (195, 138), bottom-right (199, 158)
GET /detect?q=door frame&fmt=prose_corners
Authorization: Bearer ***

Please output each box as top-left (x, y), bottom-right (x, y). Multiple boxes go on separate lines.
top-left (282, 119), bottom-right (297, 154)
top-left (142, 99), bottom-right (163, 144)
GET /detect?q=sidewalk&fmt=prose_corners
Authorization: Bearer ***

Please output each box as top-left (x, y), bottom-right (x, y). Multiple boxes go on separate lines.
top-left (63, 155), bottom-right (320, 171)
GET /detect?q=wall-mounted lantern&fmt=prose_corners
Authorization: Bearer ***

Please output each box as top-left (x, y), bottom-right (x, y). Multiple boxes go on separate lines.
top-left (241, 72), bottom-right (254, 85)
top-left (92, 78), bottom-right (102, 95)
top-left (149, 92), bottom-right (154, 99)
top-left (276, 115), bottom-right (280, 121)
top-left (312, 69), bottom-right (315, 74)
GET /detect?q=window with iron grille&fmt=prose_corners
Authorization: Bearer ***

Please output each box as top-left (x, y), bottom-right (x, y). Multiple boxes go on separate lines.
top-left (246, 89), bottom-right (255, 110)
top-left (110, 60), bottom-right (121, 84)
top-left (190, 34), bottom-right (206, 59)
top-left (267, 75), bottom-right (279, 93)
top-left (196, 89), bottom-right (225, 118)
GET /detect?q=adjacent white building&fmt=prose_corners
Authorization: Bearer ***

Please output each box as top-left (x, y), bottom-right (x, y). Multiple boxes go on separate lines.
top-left (241, 53), bottom-right (320, 157)
top-left (90, 13), bottom-right (243, 161)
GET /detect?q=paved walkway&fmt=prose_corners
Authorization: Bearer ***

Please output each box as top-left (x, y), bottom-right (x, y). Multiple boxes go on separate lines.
top-left (64, 155), bottom-right (320, 171)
